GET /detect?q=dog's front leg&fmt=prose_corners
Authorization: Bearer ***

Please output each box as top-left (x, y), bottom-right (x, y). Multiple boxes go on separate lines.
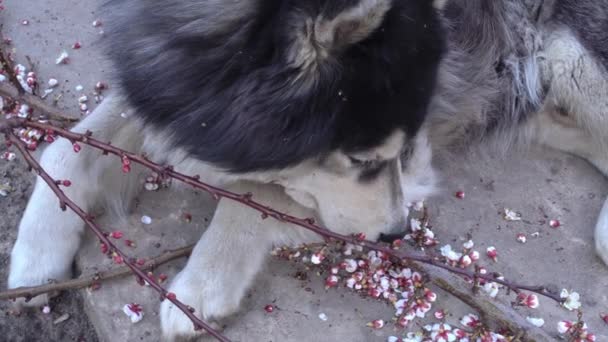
top-left (8, 94), bottom-right (141, 308)
top-left (160, 181), bottom-right (320, 341)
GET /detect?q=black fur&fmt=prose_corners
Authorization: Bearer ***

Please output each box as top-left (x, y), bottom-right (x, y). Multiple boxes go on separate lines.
top-left (104, 0), bottom-right (445, 172)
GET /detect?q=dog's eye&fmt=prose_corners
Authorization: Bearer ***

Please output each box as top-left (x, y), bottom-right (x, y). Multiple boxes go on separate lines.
top-left (348, 156), bottom-right (377, 168)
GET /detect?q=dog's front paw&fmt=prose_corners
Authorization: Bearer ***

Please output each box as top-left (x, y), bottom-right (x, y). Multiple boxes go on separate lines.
top-left (160, 270), bottom-right (239, 341)
top-left (8, 239), bottom-right (74, 309)
top-left (160, 300), bottom-right (222, 342)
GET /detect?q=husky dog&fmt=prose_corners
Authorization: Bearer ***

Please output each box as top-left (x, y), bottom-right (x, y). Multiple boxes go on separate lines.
top-left (8, 0), bottom-right (608, 340)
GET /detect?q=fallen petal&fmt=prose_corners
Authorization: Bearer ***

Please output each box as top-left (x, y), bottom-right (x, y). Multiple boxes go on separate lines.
top-left (526, 316), bottom-right (545, 327)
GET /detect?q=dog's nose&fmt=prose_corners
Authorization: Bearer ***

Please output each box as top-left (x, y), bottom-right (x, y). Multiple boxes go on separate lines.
top-left (377, 219), bottom-right (408, 243)
top-left (378, 232), bottom-right (406, 243)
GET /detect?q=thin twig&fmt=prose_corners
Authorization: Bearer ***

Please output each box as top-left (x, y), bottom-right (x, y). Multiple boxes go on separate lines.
top-left (0, 82), bottom-right (79, 124)
top-left (0, 245), bottom-right (194, 301)
top-left (5, 118), bottom-right (564, 305)
top-left (0, 45), bottom-right (78, 124)
top-left (5, 132), bottom-right (230, 342)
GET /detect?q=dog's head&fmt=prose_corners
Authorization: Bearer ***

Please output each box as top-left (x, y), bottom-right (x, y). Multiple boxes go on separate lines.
top-left (108, 0), bottom-right (447, 238)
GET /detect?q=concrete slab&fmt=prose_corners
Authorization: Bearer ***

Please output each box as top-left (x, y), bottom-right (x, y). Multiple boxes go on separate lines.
top-left (1, 1), bottom-right (608, 341)
top-left (431, 148), bottom-right (608, 339)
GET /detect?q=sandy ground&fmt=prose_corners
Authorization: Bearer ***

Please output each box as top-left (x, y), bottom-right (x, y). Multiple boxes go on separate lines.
top-left (1, 1), bottom-right (608, 342)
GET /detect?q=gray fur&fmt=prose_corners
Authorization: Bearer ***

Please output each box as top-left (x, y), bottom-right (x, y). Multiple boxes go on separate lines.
top-left (430, 0), bottom-right (608, 152)
top-left (429, 0), bottom-right (547, 149)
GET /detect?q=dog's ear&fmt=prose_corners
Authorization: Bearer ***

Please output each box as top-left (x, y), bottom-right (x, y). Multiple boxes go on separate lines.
top-left (433, 0), bottom-right (448, 10)
top-left (314, 0), bottom-right (392, 50)
top-left (287, 0), bottom-right (392, 73)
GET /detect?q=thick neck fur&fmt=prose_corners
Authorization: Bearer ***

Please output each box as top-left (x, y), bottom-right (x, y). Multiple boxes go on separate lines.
top-left (429, 0), bottom-right (608, 150)
top-left (428, 0), bottom-right (550, 149)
